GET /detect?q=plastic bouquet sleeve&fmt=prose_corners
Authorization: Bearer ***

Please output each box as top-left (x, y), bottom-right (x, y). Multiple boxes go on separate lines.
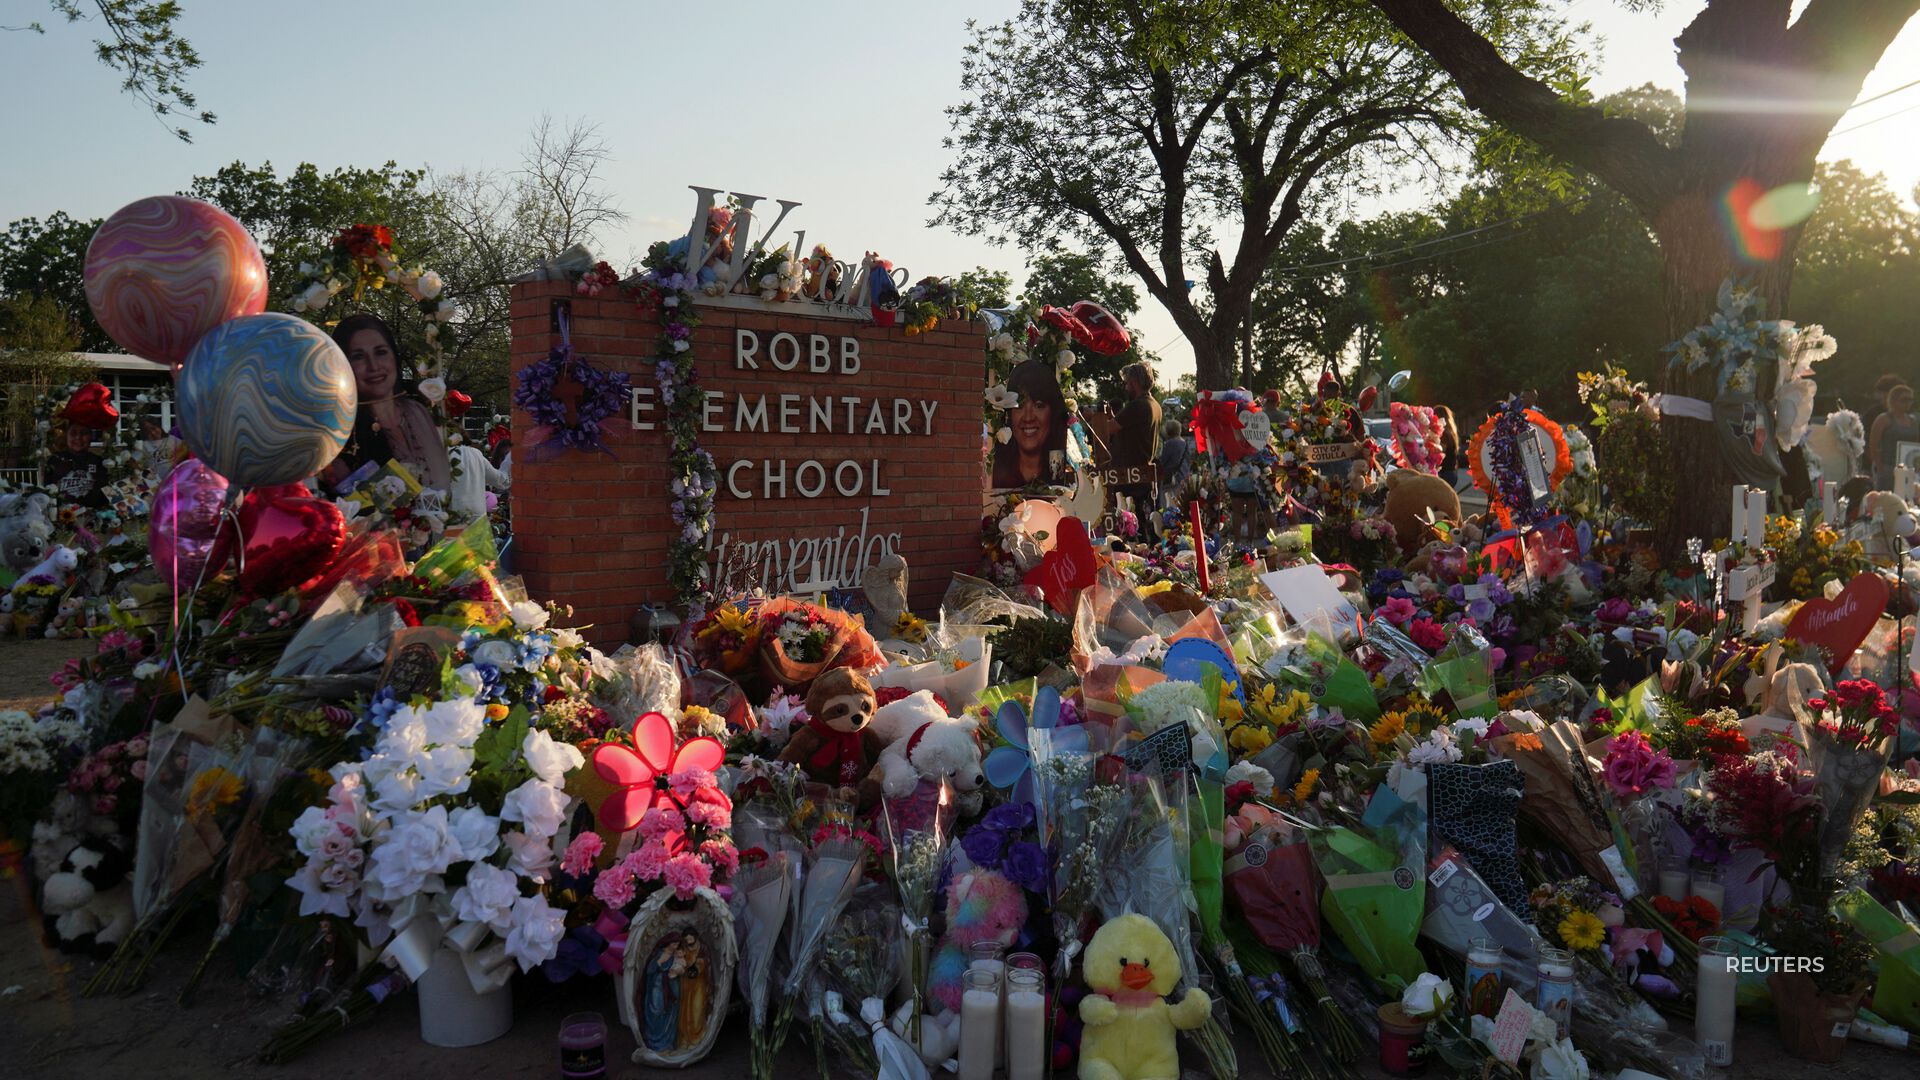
top-left (1489, 723), bottom-right (1630, 895)
top-left (1421, 846), bottom-right (1543, 991)
top-left (1834, 886), bottom-right (1920, 1031)
top-left (1307, 787), bottom-right (1426, 990)
top-left (1225, 833), bottom-right (1323, 952)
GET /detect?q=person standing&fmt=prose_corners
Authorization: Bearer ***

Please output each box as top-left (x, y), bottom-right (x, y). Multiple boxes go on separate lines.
top-left (1860, 373), bottom-right (1907, 437)
top-left (447, 442), bottom-right (510, 526)
top-left (1433, 404), bottom-right (1465, 490)
top-left (1109, 361), bottom-right (1161, 512)
top-left (1155, 416), bottom-right (1190, 510)
top-left (1869, 383), bottom-right (1916, 490)
top-left (46, 422), bottom-right (108, 510)
top-left (136, 416), bottom-right (180, 491)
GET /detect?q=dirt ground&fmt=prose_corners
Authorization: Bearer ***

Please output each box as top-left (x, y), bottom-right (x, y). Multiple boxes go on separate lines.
top-left (0, 638), bottom-right (91, 713)
top-left (0, 639), bottom-right (1911, 1079)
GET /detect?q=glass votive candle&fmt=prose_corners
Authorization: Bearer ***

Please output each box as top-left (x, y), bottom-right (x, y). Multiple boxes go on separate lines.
top-left (1690, 866), bottom-right (1725, 915)
top-left (1657, 856), bottom-right (1690, 901)
top-left (559, 1011), bottom-right (607, 1079)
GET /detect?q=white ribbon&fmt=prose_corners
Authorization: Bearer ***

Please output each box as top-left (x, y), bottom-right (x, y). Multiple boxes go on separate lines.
top-left (863, 997), bottom-right (931, 1080)
top-left (382, 894), bottom-right (516, 994)
top-left (1649, 393), bottom-right (1712, 422)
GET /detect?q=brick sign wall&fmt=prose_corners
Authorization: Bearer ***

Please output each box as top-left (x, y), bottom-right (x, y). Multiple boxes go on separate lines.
top-left (509, 281), bottom-right (985, 643)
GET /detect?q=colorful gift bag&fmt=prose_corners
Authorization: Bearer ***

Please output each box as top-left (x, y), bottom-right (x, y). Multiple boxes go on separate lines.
top-left (1835, 887), bottom-right (1920, 1032)
top-left (1427, 761), bottom-right (1530, 922)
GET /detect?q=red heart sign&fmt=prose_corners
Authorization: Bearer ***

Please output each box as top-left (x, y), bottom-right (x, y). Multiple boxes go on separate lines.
top-left (1785, 572), bottom-right (1890, 675)
top-left (1024, 516), bottom-right (1098, 615)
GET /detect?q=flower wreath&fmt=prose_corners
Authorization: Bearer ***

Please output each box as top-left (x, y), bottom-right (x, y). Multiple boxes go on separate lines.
top-left (287, 223), bottom-right (456, 380)
top-left (1468, 401), bottom-right (1573, 530)
top-left (511, 312), bottom-right (631, 462)
top-left (1387, 401), bottom-right (1445, 473)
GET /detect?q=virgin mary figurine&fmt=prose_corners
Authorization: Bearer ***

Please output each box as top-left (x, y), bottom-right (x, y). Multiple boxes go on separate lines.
top-left (641, 938), bottom-right (681, 1050)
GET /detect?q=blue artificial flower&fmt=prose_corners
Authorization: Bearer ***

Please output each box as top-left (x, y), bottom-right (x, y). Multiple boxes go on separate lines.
top-left (982, 686), bottom-right (1087, 806)
top-left (1003, 840), bottom-right (1050, 894)
top-left (960, 826), bottom-right (1008, 870)
top-left (981, 801), bottom-right (1035, 834)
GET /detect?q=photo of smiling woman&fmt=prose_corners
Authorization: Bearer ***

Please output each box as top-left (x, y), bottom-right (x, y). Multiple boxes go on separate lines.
top-left (992, 358), bottom-right (1071, 490)
top-left (330, 313), bottom-right (451, 491)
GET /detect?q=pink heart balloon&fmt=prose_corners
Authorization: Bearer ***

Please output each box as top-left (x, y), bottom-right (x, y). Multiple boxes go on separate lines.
top-left (84, 196), bottom-right (268, 367)
top-left (149, 459), bottom-right (235, 594)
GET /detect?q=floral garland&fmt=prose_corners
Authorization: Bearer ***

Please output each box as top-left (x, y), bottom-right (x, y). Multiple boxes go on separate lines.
top-left (1468, 401), bottom-right (1573, 531)
top-left (288, 223), bottom-right (455, 380)
top-left (627, 267), bottom-right (717, 605)
top-left (511, 320), bottom-right (630, 461)
top-left (1387, 401), bottom-right (1444, 473)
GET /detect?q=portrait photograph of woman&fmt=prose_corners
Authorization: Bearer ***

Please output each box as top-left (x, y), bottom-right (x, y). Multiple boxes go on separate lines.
top-left (991, 358), bottom-right (1071, 490)
top-left (329, 312), bottom-right (451, 491)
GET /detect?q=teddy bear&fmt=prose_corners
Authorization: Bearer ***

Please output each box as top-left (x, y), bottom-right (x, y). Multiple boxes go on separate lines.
top-left (0, 490), bottom-right (56, 577)
top-left (929, 865), bottom-right (1029, 1012)
top-left (1077, 913), bottom-right (1212, 1080)
top-left (778, 666), bottom-right (880, 791)
top-left (47, 595), bottom-right (87, 639)
top-left (41, 839), bottom-right (135, 957)
top-left (4, 545), bottom-right (78, 637)
top-left (890, 1000), bottom-right (960, 1066)
top-left (861, 689), bottom-right (987, 811)
top-left (1382, 468), bottom-right (1461, 556)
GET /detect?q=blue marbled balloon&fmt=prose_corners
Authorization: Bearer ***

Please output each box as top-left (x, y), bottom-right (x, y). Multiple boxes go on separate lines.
top-left (178, 312), bottom-right (356, 487)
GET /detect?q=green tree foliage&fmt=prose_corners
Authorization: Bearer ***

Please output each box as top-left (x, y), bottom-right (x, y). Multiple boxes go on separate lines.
top-left (1791, 160), bottom-right (1920, 413)
top-left (1020, 250), bottom-right (1157, 405)
top-left (0, 212), bottom-right (107, 350)
top-left (952, 266), bottom-right (1015, 311)
top-left (0, 293), bottom-right (95, 461)
top-left (933, 0), bottom-right (1571, 391)
top-left (10, 2), bottom-right (215, 141)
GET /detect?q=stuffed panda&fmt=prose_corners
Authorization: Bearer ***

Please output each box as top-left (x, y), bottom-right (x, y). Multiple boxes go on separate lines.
top-left (41, 840), bottom-right (135, 957)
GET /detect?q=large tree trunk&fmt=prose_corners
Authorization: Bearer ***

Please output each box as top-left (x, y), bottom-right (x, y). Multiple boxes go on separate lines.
top-left (1190, 326), bottom-right (1237, 391)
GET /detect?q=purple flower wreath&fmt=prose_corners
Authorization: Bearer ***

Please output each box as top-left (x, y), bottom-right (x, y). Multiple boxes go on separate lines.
top-left (513, 316), bottom-right (630, 460)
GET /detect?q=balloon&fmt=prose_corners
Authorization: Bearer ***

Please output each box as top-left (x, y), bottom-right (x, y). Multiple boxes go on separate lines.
top-left (84, 196), bottom-right (268, 367)
top-left (235, 489), bottom-right (347, 597)
top-left (150, 459), bottom-right (234, 593)
top-left (177, 313), bottom-right (356, 487)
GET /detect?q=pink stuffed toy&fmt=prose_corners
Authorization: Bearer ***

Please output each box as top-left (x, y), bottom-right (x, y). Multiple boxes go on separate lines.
top-left (929, 866), bottom-right (1028, 1011)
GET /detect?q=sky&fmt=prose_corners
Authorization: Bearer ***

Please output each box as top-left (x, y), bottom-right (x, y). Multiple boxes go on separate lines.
top-left (4, 0), bottom-right (1919, 382)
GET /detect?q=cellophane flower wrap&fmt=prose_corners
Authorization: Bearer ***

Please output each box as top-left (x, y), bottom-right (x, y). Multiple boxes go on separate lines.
top-left (1802, 680), bottom-right (1896, 883)
top-left (1306, 782), bottom-right (1428, 990)
top-left (878, 777), bottom-right (954, 1048)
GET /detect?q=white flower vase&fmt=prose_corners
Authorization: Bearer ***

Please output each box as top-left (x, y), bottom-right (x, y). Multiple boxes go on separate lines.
top-left (417, 947), bottom-right (514, 1048)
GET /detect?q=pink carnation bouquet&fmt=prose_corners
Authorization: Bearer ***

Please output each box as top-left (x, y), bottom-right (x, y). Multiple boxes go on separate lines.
top-left (1601, 730), bottom-right (1677, 800)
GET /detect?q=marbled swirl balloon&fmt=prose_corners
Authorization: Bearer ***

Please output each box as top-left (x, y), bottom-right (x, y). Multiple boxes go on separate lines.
top-left (178, 313), bottom-right (356, 487)
top-left (84, 195), bottom-right (268, 366)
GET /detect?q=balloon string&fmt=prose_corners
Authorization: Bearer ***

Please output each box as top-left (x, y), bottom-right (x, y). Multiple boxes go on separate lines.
top-left (165, 484), bottom-right (244, 701)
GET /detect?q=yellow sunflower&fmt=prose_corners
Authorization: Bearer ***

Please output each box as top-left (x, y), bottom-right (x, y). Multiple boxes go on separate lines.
top-left (1368, 712), bottom-right (1405, 747)
top-left (1558, 910), bottom-right (1606, 951)
top-left (893, 611), bottom-right (930, 644)
top-left (1289, 767), bottom-right (1321, 805)
top-left (186, 767), bottom-right (244, 821)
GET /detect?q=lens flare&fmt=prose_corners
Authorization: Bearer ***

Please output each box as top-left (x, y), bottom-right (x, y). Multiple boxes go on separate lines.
top-left (1722, 179), bottom-right (1822, 261)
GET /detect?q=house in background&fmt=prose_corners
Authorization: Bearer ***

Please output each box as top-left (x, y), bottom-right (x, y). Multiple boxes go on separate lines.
top-left (1, 352), bottom-right (173, 485)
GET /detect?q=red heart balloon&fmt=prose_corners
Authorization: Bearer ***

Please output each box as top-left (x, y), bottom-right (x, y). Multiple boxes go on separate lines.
top-left (446, 389), bottom-right (473, 418)
top-left (236, 489), bottom-right (347, 597)
top-left (1024, 516), bottom-right (1099, 616)
top-left (1785, 572), bottom-right (1891, 675)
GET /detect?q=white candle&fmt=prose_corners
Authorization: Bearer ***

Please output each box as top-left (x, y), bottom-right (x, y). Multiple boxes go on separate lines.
top-left (959, 971), bottom-right (1000, 1080)
top-left (1730, 487), bottom-right (1748, 546)
top-left (1658, 869), bottom-right (1690, 901)
top-left (1690, 871), bottom-right (1725, 913)
top-left (1696, 937), bottom-right (1737, 1066)
top-left (969, 957), bottom-right (1007, 1067)
top-left (1006, 970), bottom-right (1047, 1080)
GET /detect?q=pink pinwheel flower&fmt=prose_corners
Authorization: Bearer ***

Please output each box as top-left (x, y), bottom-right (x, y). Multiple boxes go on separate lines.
top-left (589, 711), bottom-right (727, 833)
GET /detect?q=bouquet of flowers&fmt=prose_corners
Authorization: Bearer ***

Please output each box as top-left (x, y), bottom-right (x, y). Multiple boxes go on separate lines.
top-left (879, 778), bottom-right (956, 1048)
top-left (0, 709), bottom-right (86, 844)
top-left (690, 600), bottom-right (764, 677)
top-left (1801, 679), bottom-right (1897, 884)
top-left (730, 846), bottom-right (795, 1080)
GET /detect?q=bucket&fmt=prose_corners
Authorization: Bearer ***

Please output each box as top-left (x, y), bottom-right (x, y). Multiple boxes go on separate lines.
top-left (417, 946), bottom-right (513, 1047)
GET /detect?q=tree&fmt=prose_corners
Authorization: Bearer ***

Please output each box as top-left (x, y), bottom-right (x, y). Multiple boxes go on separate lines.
top-left (0, 293), bottom-right (95, 460)
top-left (516, 116), bottom-right (627, 259)
top-left (0, 212), bottom-right (107, 350)
top-left (952, 266), bottom-right (1015, 310)
top-left (1020, 250), bottom-right (1156, 404)
top-left (1368, 0), bottom-right (1920, 545)
top-left (933, 0), bottom-right (1566, 392)
top-left (8, 2), bottom-right (214, 141)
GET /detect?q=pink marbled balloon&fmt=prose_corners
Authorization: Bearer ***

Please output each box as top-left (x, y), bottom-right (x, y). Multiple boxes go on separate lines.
top-left (84, 196), bottom-right (268, 367)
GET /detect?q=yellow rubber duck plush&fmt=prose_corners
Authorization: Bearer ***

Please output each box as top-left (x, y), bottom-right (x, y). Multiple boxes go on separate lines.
top-left (1077, 913), bottom-right (1212, 1080)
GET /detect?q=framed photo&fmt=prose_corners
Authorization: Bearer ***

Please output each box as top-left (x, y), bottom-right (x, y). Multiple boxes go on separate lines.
top-left (1898, 440), bottom-right (1920, 473)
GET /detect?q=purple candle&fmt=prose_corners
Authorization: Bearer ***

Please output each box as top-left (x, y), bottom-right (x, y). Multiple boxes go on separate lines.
top-left (559, 1011), bottom-right (607, 1079)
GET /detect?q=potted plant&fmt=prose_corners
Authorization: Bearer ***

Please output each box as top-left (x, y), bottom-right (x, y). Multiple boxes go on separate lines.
top-left (1763, 904), bottom-right (1875, 1063)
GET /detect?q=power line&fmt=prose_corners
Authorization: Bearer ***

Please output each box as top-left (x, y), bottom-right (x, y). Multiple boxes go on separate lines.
top-left (1849, 76), bottom-right (1920, 112)
top-left (1829, 98), bottom-right (1920, 137)
top-left (1266, 210), bottom-right (1548, 276)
